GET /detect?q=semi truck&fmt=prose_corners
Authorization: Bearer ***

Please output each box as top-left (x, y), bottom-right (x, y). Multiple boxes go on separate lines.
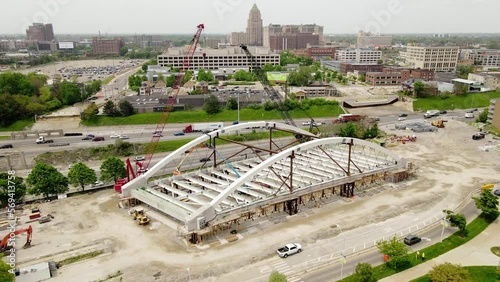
top-left (183, 122), bottom-right (224, 133)
top-left (332, 114), bottom-right (362, 123)
top-left (36, 136), bottom-right (54, 144)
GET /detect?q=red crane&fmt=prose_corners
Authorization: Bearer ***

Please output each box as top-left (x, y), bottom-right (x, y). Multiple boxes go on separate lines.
top-left (0, 225), bottom-right (32, 252)
top-left (116, 24), bottom-right (205, 192)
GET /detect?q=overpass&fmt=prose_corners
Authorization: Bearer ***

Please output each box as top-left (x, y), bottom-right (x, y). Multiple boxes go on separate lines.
top-left (121, 121), bottom-right (408, 243)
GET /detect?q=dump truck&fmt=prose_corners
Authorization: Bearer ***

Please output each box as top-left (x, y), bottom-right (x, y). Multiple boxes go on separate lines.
top-left (431, 120), bottom-right (445, 128)
top-left (332, 114), bottom-right (362, 123)
top-left (36, 136), bottom-right (54, 144)
top-left (183, 122), bottom-right (223, 133)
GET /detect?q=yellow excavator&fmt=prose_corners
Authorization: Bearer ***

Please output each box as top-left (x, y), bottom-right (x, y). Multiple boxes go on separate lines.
top-left (130, 207), bottom-right (150, 225)
top-left (431, 120), bottom-right (445, 128)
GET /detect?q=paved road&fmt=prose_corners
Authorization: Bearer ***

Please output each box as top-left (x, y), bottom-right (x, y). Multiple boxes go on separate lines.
top-left (216, 191), bottom-right (482, 282)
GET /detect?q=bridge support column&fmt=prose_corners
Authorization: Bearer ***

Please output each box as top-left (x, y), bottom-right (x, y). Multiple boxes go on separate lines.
top-left (285, 198), bottom-right (298, 216)
top-left (340, 182), bottom-right (355, 198)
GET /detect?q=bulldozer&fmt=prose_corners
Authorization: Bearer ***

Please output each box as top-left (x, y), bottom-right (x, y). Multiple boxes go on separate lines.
top-left (130, 207), bottom-right (150, 225)
top-left (137, 216), bottom-right (151, 225)
top-left (431, 120), bottom-right (445, 128)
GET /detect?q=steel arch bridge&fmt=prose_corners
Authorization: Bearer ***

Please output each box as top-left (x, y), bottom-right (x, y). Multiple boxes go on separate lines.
top-left (121, 121), bottom-right (407, 240)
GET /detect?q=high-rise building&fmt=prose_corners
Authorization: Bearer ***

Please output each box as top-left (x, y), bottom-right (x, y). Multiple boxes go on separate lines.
top-left (335, 49), bottom-right (382, 64)
top-left (263, 24), bottom-right (324, 48)
top-left (461, 49), bottom-right (500, 67)
top-left (269, 33), bottom-right (319, 51)
top-left (26, 23), bottom-right (55, 42)
top-left (92, 37), bottom-right (124, 55)
top-left (230, 4), bottom-right (263, 46)
top-left (401, 45), bottom-right (460, 72)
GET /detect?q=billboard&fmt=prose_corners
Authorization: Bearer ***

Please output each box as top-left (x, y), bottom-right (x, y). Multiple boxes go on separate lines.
top-left (267, 72), bottom-right (289, 83)
top-left (58, 42), bottom-right (74, 49)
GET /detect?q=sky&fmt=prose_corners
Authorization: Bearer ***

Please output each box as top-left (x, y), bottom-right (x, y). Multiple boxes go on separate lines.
top-left (1, 0), bottom-right (499, 35)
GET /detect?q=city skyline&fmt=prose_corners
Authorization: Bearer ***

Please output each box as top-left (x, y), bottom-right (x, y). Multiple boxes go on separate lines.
top-left (1, 0), bottom-right (500, 35)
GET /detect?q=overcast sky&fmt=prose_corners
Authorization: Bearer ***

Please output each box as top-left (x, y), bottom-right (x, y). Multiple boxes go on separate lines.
top-left (1, 0), bottom-right (499, 35)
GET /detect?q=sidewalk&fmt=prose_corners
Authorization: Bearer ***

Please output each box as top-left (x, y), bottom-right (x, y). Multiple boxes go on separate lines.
top-left (380, 218), bottom-right (500, 282)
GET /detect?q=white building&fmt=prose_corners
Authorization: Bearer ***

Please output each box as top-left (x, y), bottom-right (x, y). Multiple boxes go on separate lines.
top-left (357, 31), bottom-right (392, 48)
top-left (468, 73), bottom-right (500, 90)
top-left (157, 46), bottom-right (280, 70)
top-left (461, 49), bottom-right (500, 67)
top-left (401, 45), bottom-right (460, 72)
top-left (335, 49), bottom-right (382, 64)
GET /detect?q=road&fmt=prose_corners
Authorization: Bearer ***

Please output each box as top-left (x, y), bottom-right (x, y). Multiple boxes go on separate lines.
top-left (217, 191), bottom-right (482, 282)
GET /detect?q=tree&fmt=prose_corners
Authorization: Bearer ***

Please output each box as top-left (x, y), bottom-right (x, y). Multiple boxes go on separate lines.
top-left (203, 94), bottom-right (221, 115)
top-left (197, 69), bottom-right (213, 82)
top-left (118, 100), bottom-right (136, 117)
top-left (477, 108), bottom-right (489, 123)
top-left (456, 65), bottom-right (475, 79)
top-left (413, 81), bottom-right (425, 97)
top-left (103, 100), bottom-right (120, 117)
top-left (0, 94), bottom-right (27, 127)
top-left (59, 81), bottom-right (82, 105)
top-left (288, 66), bottom-right (312, 86)
top-left (376, 236), bottom-right (410, 270)
top-left (81, 102), bottom-right (99, 121)
top-left (119, 46), bottom-right (128, 56)
top-left (0, 173), bottom-right (27, 207)
top-left (0, 255), bottom-right (14, 282)
top-left (68, 163), bottom-right (97, 191)
top-left (226, 97), bottom-right (238, 110)
top-left (428, 262), bottom-right (471, 282)
top-left (166, 74), bottom-right (177, 87)
top-left (473, 189), bottom-right (499, 221)
top-left (443, 210), bottom-right (467, 237)
top-left (350, 263), bottom-right (377, 282)
top-left (0, 72), bottom-right (35, 96)
top-left (100, 157), bottom-right (126, 183)
top-left (268, 271), bottom-right (287, 282)
top-left (27, 163), bottom-right (69, 198)
top-left (339, 123), bottom-right (358, 138)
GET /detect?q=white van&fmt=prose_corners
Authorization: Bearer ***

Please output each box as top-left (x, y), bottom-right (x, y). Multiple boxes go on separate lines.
top-left (464, 112), bottom-right (475, 118)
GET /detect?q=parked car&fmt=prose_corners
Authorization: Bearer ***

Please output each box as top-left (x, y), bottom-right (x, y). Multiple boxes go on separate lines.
top-left (494, 189), bottom-right (500, 196)
top-left (398, 113), bottom-right (408, 117)
top-left (0, 144), bottom-right (13, 149)
top-left (199, 157), bottom-right (211, 162)
top-left (440, 110), bottom-right (448, 114)
top-left (302, 121), bottom-right (311, 126)
top-left (110, 134), bottom-right (121, 138)
top-left (93, 181), bottom-right (104, 186)
top-left (92, 136), bottom-right (105, 142)
top-left (404, 235), bottom-right (421, 246)
top-left (472, 132), bottom-right (486, 140)
top-left (119, 135), bottom-right (129, 139)
top-left (277, 243), bottom-right (302, 258)
top-left (133, 156), bottom-right (145, 161)
top-left (398, 117), bottom-right (406, 121)
top-left (173, 132), bottom-right (185, 136)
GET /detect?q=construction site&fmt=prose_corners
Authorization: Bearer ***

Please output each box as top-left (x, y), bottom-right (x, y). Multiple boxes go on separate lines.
top-left (4, 24), bottom-right (500, 282)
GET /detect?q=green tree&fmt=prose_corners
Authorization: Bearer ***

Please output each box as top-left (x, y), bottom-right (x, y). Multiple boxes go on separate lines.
top-left (166, 74), bottom-right (177, 87)
top-left (339, 123), bottom-right (358, 138)
top-left (197, 69), bottom-right (213, 82)
top-left (456, 65), bottom-right (475, 79)
top-left (473, 189), bottom-right (500, 221)
top-left (428, 262), bottom-right (471, 282)
top-left (350, 263), bottom-right (377, 282)
top-left (477, 108), bottom-right (489, 123)
top-left (0, 94), bottom-right (27, 127)
top-left (288, 67), bottom-right (312, 86)
top-left (83, 80), bottom-right (102, 98)
top-left (376, 235), bottom-right (410, 270)
top-left (203, 94), bottom-right (221, 115)
top-left (59, 81), bottom-right (82, 105)
top-left (268, 271), bottom-right (287, 282)
top-left (362, 123), bottom-right (379, 139)
top-left (81, 102), bottom-right (99, 121)
top-left (0, 173), bottom-right (27, 207)
top-left (100, 157), bottom-right (126, 183)
top-left (27, 163), bottom-right (69, 198)
top-left (0, 255), bottom-right (14, 282)
top-left (103, 100), bottom-right (120, 117)
top-left (26, 72), bottom-right (48, 96)
top-left (182, 70), bottom-right (193, 84)
top-left (413, 81), bottom-right (425, 98)
top-left (118, 100), bottom-right (136, 117)
top-left (0, 72), bottom-right (35, 96)
top-left (68, 162), bottom-right (97, 191)
top-left (226, 97), bottom-right (238, 110)
top-left (443, 210), bottom-right (467, 237)
top-left (119, 46), bottom-right (128, 56)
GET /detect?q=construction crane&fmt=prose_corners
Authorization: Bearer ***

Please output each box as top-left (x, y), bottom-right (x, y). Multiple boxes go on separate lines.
top-left (239, 44), bottom-right (319, 135)
top-left (0, 225), bottom-right (32, 253)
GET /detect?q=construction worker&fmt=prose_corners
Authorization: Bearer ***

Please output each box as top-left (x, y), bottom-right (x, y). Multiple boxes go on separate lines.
top-left (416, 251), bottom-right (420, 259)
top-left (422, 252), bottom-right (425, 261)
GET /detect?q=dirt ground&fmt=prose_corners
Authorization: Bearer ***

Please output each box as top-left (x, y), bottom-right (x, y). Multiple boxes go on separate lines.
top-left (10, 118), bottom-right (500, 282)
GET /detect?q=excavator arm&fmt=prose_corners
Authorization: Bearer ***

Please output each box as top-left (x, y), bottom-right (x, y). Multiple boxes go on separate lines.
top-left (0, 225), bottom-right (32, 251)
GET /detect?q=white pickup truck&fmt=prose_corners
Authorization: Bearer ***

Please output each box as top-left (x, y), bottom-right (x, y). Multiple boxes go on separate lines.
top-left (277, 243), bottom-right (302, 258)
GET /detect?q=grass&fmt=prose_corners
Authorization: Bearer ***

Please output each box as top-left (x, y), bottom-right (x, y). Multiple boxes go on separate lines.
top-left (491, 246), bottom-right (500, 257)
top-left (81, 105), bottom-right (344, 127)
top-left (0, 119), bottom-right (34, 132)
top-left (341, 214), bottom-right (497, 281)
top-left (102, 75), bottom-right (115, 85)
top-left (57, 250), bottom-right (104, 266)
top-left (410, 266), bottom-right (499, 282)
top-left (0, 136), bottom-right (10, 140)
top-left (413, 91), bottom-right (500, 112)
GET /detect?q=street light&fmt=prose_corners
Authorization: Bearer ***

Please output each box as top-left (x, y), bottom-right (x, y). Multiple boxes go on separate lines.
top-left (336, 224), bottom-right (346, 280)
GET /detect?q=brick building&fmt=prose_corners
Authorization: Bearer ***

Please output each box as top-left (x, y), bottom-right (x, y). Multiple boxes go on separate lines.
top-left (269, 33), bottom-right (319, 51)
top-left (92, 37), bottom-right (124, 55)
top-left (26, 23), bottom-right (55, 42)
top-left (291, 46), bottom-right (336, 60)
top-left (365, 68), bottom-right (435, 86)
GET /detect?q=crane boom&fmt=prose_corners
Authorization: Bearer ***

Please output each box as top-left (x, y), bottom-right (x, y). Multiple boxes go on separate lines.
top-left (141, 24), bottom-right (205, 172)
